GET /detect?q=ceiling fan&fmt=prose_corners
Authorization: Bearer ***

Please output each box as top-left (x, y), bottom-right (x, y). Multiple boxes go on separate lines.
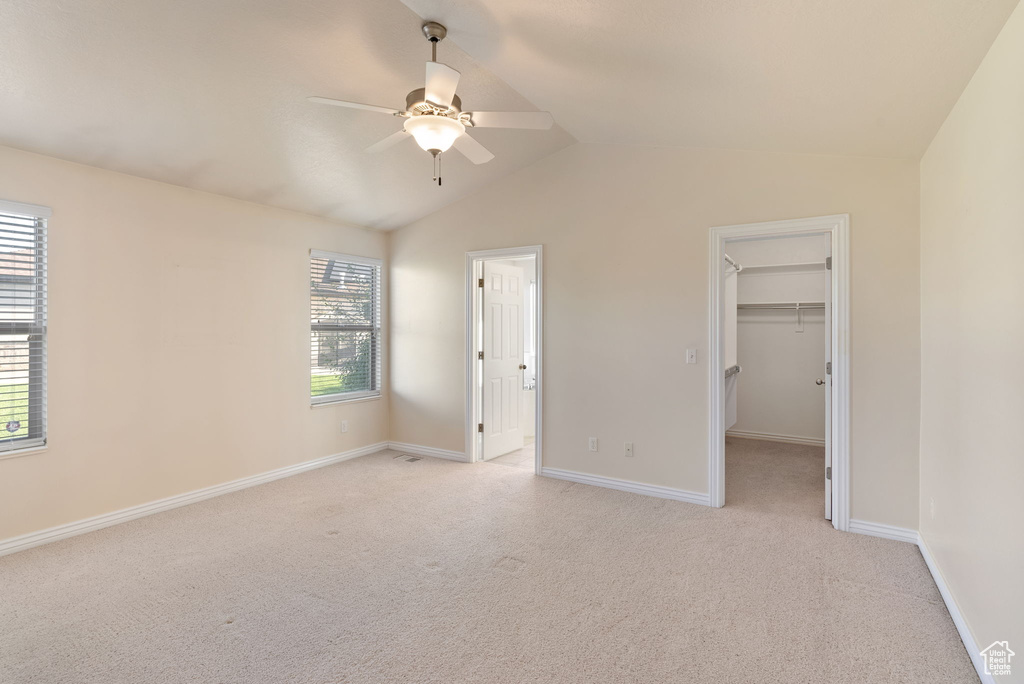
top-left (309, 21), bottom-right (554, 185)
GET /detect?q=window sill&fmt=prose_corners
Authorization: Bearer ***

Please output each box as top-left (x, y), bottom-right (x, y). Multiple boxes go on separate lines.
top-left (0, 444), bottom-right (48, 461)
top-left (311, 394), bottom-right (382, 408)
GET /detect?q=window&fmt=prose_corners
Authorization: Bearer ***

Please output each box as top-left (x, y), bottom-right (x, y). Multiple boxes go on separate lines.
top-left (310, 250), bottom-right (382, 404)
top-left (0, 201), bottom-right (48, 454)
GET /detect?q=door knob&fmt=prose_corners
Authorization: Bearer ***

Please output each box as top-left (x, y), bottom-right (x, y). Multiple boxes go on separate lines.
top-left (519, 364), bottom-right (527, 370)
top-left (816, 378), bottom-right (825, 385)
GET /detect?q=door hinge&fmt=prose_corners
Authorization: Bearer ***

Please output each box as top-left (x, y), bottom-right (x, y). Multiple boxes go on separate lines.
top-left (478, 350), bottom-right (484, 360)
top-left (826, 466), bottom-right (832, 480)
top-left (478, 423), bottom-right (484, 433)
top-left (826, 361), bottom-right (832, 375)
top-left (825, 256), bottom-right (832, 270)
top-left (478, 277), bottom-right (484, 288)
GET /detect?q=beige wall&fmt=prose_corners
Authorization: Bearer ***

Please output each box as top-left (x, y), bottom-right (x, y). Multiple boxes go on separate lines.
top-left (920, 0), bottom-right (1024, 659)
top-left (0, 145), bottom-right (388, 540)
top-left (390, 143), bottom-right (921, 528)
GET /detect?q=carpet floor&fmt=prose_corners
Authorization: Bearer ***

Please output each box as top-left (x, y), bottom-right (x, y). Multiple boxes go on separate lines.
top-left (0, 439), bottom-right (977, 683)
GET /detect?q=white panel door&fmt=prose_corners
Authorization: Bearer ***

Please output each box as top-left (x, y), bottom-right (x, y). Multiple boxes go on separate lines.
top-left (824, 235), bottom-right (833, 520)
top-left (482, 262), bottom-right (526, 460)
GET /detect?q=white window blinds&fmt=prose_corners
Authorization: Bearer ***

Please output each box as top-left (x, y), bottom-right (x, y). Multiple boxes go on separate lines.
top-left (310, 250), bottom-right (382, 403)
top-left (0, 200), bottom-right (48, 454)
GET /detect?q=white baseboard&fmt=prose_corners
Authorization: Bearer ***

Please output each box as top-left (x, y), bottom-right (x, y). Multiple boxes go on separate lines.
top-left (848, 519), bottom-right (921, 544)
top-left (541, 467), bottom-right (710, 506)
top-left (917, 535), bottom-right (991, 684)
top-left (847, 521), bottom-right (989, 683)
top-left (726, 429), bottom-right (826, 447)
top-left (0, 442), bottom-right (389, 558)
top-left (388, 442), bottom-right (469, 462)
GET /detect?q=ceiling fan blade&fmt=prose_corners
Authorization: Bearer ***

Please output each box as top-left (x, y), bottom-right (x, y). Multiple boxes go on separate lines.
top-left (425, 62), bottom-right (460, 108)
top-left (365, 129), bottom-right (411, 154)
top-left (468, 111), bottom-right (554, 130)
top-left (452, 133), bottom-right (495, 165)
top-left (308, 96), bottom-right (402, 116)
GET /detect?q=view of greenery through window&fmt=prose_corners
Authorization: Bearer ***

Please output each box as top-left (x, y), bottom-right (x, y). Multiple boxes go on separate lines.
top-left (310, 331), bottom-right (374, 396)
top-left (0, 382), bottom-right (29, 437)
top-left (310, 255), bottom-right (379, 399)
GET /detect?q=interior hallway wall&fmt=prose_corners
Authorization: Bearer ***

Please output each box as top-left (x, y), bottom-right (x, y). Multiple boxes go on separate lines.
top-left (0, 145), bottom-right (388, 541)
top-left (507, 258), bottom-right (538, 439)
top-left (919, 0), bottom-right (1024, 661)
top-left (389, 142), bottom-right (921, 529)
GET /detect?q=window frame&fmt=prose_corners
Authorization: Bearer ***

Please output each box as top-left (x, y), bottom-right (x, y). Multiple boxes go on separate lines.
top-left (0, 199), bottom-right (50, 458)
top-left (309, 249), bottom-right (383, 406)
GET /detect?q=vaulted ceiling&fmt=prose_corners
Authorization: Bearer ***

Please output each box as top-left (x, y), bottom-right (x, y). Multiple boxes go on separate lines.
top-left (400, 0), bottom-right (1018, 157)
top-left (1, 0), bottom-right (1018, 229)
top-left (0, 0), bottom-right (574, 230)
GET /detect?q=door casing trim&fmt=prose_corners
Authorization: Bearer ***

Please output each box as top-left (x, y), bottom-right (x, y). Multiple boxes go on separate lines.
top-left (708, 215), bottom-right (850, 531)
top-left (465, 245), bottom-right (543, 472)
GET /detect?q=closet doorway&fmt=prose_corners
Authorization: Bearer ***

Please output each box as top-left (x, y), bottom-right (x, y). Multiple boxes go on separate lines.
top-left (708, 216), bottom-right (850, 531)
top-left (465, 246), bottom-right (542, 473)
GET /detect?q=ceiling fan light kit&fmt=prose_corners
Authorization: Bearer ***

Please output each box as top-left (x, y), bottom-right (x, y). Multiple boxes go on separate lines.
top-left (309, 21), bottom-right (555, 186)
top-left (404, 115), bottom-right (465, 154)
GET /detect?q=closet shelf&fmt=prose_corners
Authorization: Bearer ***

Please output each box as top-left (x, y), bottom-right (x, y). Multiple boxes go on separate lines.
top-left (737, 261), bottom-right (826, 275)
top-left (737, 301), bottom-right (825, 310)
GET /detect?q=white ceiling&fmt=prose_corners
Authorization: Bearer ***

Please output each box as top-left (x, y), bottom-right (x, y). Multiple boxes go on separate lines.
top-left (401, 0), bottom-right (1018, 157)
top-left (1, 2), bottom-right (1018, 230)
top-left (0, 1), bottom-right (575, 230)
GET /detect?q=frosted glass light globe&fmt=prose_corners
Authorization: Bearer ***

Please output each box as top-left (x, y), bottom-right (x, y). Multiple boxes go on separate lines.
top-left (404, 114), bottom-right (465, 154)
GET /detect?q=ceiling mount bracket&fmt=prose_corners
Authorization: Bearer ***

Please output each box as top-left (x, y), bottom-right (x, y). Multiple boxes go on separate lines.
top-left (422, 21), bottom-right (447, 43)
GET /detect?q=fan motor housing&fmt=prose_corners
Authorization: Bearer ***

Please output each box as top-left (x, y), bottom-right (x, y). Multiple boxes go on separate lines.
top-left (405, 87), bottom-right (462, 116)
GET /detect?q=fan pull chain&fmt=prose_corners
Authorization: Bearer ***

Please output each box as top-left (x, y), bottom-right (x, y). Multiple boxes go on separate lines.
top-left (433, 153), bottom-right (442, 186)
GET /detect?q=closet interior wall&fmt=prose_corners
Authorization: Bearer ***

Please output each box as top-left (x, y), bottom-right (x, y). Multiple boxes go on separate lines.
top-left (726, 236), bottom-right (828, 444)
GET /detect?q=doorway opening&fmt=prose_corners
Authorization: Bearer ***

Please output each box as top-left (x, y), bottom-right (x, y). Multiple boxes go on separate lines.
top-left (465, 246), bottom-right (542, 472)
top-left (709, 216), bottom-right (850, 531)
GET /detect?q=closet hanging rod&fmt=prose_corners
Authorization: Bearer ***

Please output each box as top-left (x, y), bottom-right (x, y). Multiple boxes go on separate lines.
top-left (736, 302), bottom-right (825, 310)
top-left (723, 254), bottom-right (742, 272)
top-left (724, 364), bottom-right (742, 378)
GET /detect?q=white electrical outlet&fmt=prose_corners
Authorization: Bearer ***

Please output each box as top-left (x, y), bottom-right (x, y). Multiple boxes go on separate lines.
top-left (686, 348), bottom-right (697, 364)
top-left (624, 442), bottom-right (634, 458)
top-left (588, 437), bottom-right (598, 452)
top-left (341, 420), bottom-right (349, 433)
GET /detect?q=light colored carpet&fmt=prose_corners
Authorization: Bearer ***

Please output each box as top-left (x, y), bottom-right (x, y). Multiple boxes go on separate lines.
top-left (0, 439), bottom-right (977, 683)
